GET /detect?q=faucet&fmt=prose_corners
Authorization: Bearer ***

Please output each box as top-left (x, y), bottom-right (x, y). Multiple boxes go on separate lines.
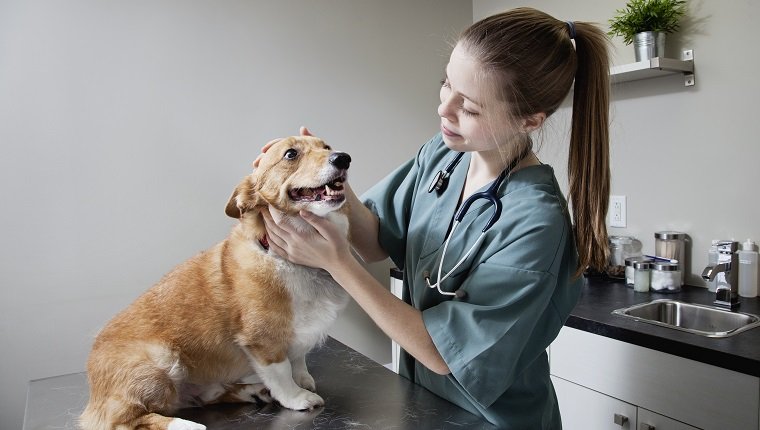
top-left (701, 241), bottom-right (740, 310)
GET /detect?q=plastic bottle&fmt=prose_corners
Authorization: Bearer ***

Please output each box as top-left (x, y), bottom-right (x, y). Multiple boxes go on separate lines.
top-left (707, 240), bottom-right (719, 292)
top-left (738, 239), bottom-right (759, 298)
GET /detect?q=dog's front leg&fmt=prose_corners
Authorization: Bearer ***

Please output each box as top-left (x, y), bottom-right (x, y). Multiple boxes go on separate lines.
top-left (290, 353), bottom-right (316, 391)
top-left (241, 349), bottom-right (323, 411)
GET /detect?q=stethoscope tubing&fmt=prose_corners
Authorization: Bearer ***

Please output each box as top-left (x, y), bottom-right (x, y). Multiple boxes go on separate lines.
top-left (425, 221), bottom-right (486, 297)
top-left (424, 146), bottom-right (530, 298)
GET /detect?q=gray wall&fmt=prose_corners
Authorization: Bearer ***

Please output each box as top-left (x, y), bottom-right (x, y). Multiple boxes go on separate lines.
top-left (0, 1), bottom-right (472, 428)
top-left (474, 0), bottom-right (760, 286)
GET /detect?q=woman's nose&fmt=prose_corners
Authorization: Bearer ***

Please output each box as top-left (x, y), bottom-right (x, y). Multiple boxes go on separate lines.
top-left (437, 96), bottom-right (456, 121)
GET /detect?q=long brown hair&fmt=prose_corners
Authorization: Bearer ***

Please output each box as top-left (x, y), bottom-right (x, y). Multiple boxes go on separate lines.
top-left (459, 7), bottom-right (611, 276)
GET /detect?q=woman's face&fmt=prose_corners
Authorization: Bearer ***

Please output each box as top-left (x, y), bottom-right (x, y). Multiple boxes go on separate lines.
top-left (438, 44), bottom-right (518, 153)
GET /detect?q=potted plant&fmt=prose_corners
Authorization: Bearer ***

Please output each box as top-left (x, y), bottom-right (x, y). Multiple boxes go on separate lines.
top-left (608, 0), bottom-right (687, 61)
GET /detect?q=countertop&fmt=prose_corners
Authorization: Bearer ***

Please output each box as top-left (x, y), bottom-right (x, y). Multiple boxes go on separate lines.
top-left (390, 268), bottom-right (760, 377)
top-left (23, 337), bottom-right (494, 430)
top-left (570, 276), bottom-right (760, 377)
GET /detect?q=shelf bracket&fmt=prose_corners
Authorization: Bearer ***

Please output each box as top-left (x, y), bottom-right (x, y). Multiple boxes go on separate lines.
top-left (682, 49), bottom-right (695, 87)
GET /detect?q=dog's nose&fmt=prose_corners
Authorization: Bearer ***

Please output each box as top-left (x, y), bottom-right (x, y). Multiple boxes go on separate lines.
top-left (329, 152), bottom-right (351, 170)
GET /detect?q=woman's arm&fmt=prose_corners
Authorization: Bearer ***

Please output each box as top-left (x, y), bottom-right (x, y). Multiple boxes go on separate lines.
top-left (342, 184), bottom-right (388, 263)
top-left (262, 209), bottom-right (450, 375)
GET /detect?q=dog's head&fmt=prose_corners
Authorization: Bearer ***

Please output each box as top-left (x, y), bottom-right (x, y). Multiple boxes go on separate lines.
top-left (225, 136), bottom-right (350, 232)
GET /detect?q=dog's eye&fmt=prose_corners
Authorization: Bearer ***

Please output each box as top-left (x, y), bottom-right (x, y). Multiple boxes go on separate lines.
top-left (283, 149), bottom-right (298, 160)
top-left (324, 145), bottom-right (332, 150)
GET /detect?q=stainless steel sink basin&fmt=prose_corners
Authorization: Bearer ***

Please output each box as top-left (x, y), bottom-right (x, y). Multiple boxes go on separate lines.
top-left (612, 299), bottom-right (760, 337)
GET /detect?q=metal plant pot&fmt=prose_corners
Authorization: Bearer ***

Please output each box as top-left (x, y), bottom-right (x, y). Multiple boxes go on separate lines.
top-left (634, 31), bottom-right (666, 61)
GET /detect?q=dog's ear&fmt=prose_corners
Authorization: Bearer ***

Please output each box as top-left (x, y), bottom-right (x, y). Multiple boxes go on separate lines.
top-left (225, 176), bottom-right (259, 219)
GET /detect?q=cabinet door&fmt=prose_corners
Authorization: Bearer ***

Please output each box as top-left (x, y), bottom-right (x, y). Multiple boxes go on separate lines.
top-left (552, 375), bottom-right (637, 430)
top-left (637, 408), bottom-right (699, 430)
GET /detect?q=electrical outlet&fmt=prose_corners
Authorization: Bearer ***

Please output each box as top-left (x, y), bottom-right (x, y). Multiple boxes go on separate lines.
top-left (610, 195), bottom-right (626, 228)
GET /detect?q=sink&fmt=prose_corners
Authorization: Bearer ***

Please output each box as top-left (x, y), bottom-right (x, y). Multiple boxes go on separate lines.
top-left (612, 299), bottom-right (760, 338)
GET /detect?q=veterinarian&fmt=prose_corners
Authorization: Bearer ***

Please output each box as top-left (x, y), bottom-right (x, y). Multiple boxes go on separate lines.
top-left (261, 7), bottom-right (610, 429)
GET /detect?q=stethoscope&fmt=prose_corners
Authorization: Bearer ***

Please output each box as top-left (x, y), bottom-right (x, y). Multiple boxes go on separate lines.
top-left (423, 147), bottom-right (530, 298)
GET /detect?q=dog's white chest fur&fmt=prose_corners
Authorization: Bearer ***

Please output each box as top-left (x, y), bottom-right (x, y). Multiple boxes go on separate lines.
top-left (279, 262), bottom-right (349, 353)
top-left (271, 210), bottom-right (350, 354)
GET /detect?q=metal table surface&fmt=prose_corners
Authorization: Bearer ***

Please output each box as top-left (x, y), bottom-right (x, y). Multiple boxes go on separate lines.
top-left (24, 337), bottom-right (495, 429)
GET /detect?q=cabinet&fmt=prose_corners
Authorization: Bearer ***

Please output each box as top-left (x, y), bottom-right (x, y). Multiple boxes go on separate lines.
top-left (552, 375), bottom-right (638, 429)
top-left (389, 272), bottom-right (403, 373)
top-left (550, 327), bottom-right (760, 430)
top-left (553, 376), bottom-right (698, 430)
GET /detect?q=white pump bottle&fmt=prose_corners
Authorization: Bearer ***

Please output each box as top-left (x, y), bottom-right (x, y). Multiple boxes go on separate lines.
top-left (738, 239), bottom-right (759, 298)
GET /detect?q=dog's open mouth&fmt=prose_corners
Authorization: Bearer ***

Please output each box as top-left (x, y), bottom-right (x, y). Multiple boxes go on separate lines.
top-left (288, 176), bottom-right (346, 203)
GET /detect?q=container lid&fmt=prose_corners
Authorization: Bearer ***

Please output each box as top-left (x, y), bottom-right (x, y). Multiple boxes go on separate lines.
top-left (652, 261), bottom-right (680, 271)
top-left (633, 261), bottom-right (652, 270)
top-left (609, 235), bottom-right (634, 245)
top-left (742, 239), bottom-right (757, 251)
top-left (654, 231), bottom-right (686, 240)
top-left (625, 256), bottom-right (652, 266)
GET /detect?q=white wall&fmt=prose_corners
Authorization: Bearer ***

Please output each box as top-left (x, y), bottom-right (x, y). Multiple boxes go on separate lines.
top-left (474, 0), bottom-right (760, 285)
top-left (0, 1), bottom-right (472, 428)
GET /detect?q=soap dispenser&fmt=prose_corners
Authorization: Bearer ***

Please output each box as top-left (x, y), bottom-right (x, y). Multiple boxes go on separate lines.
top-left (738, 239), bottom-right (759, 297)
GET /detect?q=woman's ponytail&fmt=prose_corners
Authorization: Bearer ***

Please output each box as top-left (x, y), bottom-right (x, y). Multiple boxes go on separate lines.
top-left (459, 8), bottom-right (612, 277)
top-left (568, 22), bottom-right (611, 276)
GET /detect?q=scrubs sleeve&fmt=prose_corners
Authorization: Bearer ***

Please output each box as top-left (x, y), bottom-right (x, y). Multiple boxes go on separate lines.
top-left (360, 142), bottom-right (431, 269)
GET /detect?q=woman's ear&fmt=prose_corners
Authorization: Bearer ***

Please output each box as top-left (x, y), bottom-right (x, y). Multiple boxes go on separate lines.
top-left (225, 176), bottom-right (258, 219)
top-left (520, 112), bottom-right (546, 133)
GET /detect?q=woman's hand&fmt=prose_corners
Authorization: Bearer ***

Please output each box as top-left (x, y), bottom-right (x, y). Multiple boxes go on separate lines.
top-left (253, 126), bottom-right (313, 168)
top-left (261, 208), bottom-right (352, 274)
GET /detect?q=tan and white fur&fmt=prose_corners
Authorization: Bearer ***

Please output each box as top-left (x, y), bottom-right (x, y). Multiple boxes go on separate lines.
top-left (80, 136), bottom-right (351, 430)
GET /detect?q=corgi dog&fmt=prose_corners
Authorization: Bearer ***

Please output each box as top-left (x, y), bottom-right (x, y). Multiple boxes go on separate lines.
top-left (80, 136), bottom-right (351, 430)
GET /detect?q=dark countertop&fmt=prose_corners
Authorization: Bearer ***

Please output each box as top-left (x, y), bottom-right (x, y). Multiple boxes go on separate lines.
top-left (24, 337), bottom-right (494, 430)
top-left (571, 276), bottom-right (760, 377)
top-left (391, 268), bottom-right (760, 377)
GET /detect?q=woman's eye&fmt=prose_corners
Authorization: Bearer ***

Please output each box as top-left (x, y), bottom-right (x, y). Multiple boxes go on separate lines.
top-left (440, 79), bottom-right (450, 88)
top-left (284, 149), bottom-right (298, 160)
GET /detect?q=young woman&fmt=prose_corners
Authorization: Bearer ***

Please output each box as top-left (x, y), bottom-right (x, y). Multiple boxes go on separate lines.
top-left (260, 7), bottom-right (611, 429)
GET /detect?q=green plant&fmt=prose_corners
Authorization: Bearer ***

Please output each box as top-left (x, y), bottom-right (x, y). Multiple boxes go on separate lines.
top-left (608, 0), bottom-right (687, 45)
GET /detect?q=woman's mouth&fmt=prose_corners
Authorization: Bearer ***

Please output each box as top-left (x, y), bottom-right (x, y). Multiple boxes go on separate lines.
top-left (441, 124), bottom-right (460, 138)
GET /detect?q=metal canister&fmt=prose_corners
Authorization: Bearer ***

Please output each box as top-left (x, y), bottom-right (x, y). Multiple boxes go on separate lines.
top-left (654, 231), bottom-right (686, 285)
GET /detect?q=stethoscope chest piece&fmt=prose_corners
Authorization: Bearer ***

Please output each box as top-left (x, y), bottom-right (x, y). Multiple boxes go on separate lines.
top-left (428, 152), bottom-right (464, 194)
top-left (428, 170), bottom-right (448, 194)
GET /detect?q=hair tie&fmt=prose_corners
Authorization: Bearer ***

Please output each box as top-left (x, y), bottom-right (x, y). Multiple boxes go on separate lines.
top-left (566, 21), bottom-right (576, 39)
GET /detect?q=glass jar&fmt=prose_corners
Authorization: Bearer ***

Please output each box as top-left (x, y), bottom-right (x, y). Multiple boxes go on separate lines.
top-left (633, 261), bottom-right (652, 292)
top-left (651, 261), bottom-right (681, 293)
top-left (625, 256), bottom-right (653, 287)
top-left (654, 231), bottom-right (686, 285)
top-left (608, 236), bottom-right (642, 279)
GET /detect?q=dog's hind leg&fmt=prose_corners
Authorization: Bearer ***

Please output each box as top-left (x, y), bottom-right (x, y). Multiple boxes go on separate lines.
top-left (204, 382), bottom-right (273, 405)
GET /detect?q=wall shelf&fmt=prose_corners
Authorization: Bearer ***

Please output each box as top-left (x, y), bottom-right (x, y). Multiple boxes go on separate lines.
top-left (610, 49), bottom-right (694, 86)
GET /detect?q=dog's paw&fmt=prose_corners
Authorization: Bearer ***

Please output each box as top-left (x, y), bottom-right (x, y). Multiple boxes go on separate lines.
top-left (168, 418), bottom-right (206, 430)
top-left (277, 389), bottom-right (324, 411)
top-left (294, 371), bottom-right (316, 391)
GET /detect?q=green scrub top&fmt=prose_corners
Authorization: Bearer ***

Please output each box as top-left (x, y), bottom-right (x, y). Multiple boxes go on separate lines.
top-left (362, 134), bottom-right (582, 429)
